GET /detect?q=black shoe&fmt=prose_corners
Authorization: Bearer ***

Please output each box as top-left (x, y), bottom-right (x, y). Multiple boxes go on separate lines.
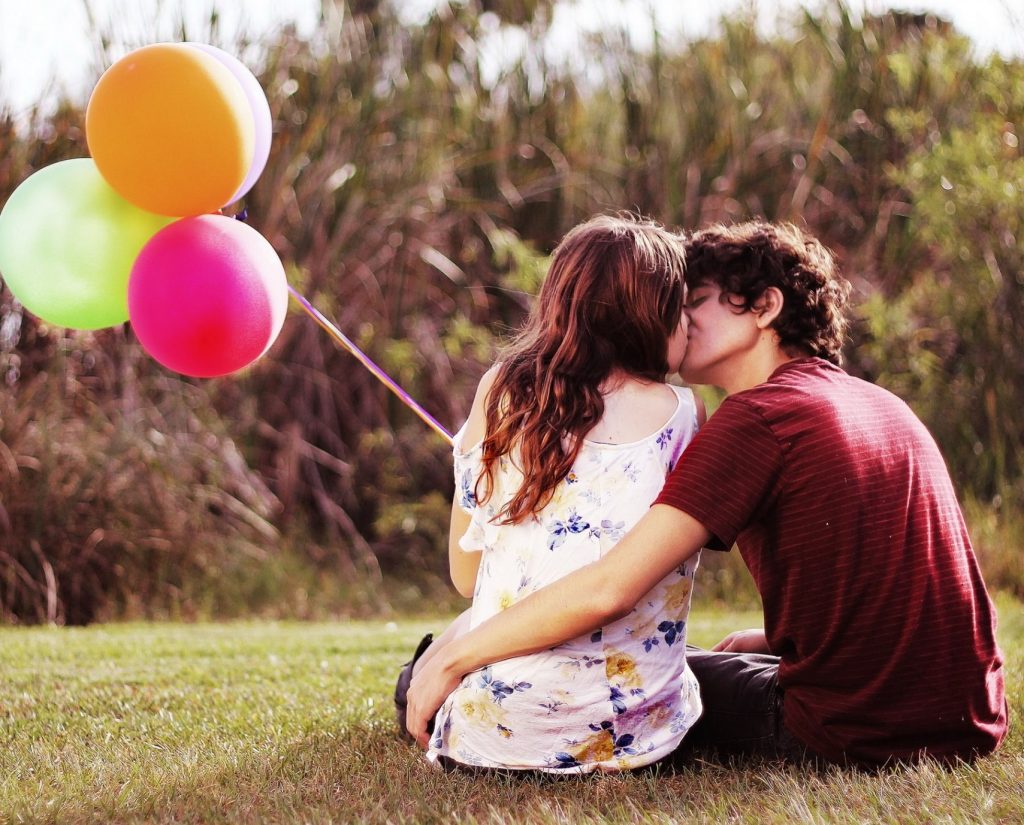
top-left (394, 632), bottom-right (434, 742)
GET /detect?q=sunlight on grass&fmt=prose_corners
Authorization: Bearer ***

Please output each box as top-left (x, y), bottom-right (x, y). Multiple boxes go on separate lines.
top-left (0, 600), bottom-right (1019, 824)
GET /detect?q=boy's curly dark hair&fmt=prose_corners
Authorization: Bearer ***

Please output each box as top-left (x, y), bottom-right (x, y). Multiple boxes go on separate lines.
top-left (683, 221), bottom-right (851, 363)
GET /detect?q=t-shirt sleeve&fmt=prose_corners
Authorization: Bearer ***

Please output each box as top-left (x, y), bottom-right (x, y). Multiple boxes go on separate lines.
top-left (452, 430), bottom-right (489, 552)
top-left (654, 396), bottom-right (783, 551)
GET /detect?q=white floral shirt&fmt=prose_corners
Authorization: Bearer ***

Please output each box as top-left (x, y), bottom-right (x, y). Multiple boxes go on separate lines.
top-left (428, 384), bottom-right (703, 773)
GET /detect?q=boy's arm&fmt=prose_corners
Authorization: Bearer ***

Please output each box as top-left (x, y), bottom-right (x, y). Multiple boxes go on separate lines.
top-left (407, 503), bottom-right (710, 747)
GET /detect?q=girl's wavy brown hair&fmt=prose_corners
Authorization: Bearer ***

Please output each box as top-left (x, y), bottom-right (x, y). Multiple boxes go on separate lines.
top-left (478, 214), bottom-right (687, 525)
top-left (684, 221), bottom-right (851, 363)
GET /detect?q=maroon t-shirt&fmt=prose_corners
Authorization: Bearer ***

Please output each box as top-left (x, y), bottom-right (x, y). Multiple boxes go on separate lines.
top-left (656, 358), bottom-right (1006, 765)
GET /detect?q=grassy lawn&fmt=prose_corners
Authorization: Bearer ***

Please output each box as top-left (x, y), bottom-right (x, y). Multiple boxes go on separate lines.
top-left (1, 597), bottom-right (1020, 824)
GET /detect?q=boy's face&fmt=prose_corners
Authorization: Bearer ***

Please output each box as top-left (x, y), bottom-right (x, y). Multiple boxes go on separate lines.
top-left (680, 282), bottom-right (764, 389)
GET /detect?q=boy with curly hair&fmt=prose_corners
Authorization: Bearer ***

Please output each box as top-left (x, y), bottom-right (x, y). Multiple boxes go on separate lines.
top-left (405, 221), bottom-right (1007, 768)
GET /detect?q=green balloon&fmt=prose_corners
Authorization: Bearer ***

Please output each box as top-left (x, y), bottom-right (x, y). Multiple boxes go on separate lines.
top-left (0, 158), bottom-right (174, 330)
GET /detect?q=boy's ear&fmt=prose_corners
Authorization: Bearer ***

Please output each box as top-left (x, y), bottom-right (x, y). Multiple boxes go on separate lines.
top-left (753, 287), bottom-right (784, 329)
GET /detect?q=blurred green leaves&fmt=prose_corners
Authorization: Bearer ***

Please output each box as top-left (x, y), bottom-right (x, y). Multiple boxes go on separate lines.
top-left (883, 79), bottom-right (1024, 510)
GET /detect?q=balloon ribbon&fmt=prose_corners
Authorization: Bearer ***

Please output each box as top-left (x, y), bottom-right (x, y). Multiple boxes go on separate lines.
top-left (287, 284), bottom-right (453, 445)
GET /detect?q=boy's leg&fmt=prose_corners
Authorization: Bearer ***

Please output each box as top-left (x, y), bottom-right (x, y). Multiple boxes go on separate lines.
top-left (393, 608), bottom-right (473, 741)
top-left (672, 646), bottom-right (812, 763)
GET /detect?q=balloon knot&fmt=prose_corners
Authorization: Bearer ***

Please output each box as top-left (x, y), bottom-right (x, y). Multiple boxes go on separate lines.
top-left (234, 207), bottom-right (248, 223)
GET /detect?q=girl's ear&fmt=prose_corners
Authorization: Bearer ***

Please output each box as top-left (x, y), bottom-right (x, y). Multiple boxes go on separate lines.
top-left (753, 287), bottom-right (784, 329)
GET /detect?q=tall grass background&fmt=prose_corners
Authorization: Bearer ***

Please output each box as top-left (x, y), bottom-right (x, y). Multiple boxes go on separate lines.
top-left (1, 0), bottom-right (1022, 623)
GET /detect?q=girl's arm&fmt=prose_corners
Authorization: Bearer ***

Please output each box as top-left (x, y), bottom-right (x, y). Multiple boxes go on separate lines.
top-left (407, 503), bottom-right (710, 747)
top-left (447, 366), bottom-right (500, 598)
top-left (448, 506), bottom-right (480, 598)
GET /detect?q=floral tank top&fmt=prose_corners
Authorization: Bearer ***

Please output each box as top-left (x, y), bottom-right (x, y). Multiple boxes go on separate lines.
top-left (428, 384), bottom-right (703, 773)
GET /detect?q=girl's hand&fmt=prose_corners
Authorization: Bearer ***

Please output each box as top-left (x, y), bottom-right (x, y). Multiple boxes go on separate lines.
top-left (712, 628), bottom-right (770, 654)
top-left (406, 649), bottom-right (461, 750)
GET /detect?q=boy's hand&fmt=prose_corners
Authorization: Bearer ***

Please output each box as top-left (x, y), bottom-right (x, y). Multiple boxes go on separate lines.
top-left (712, 628), bottom-right (770, 654)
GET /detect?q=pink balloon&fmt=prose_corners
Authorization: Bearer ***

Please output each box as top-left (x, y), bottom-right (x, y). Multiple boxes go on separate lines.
top-left (187, 43), bottom-right (272, 204)
top-left (128, 215), bottom-right (288, 377)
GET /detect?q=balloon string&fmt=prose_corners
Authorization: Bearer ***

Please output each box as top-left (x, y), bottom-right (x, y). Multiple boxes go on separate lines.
top-left (286, 284), bottom-right (454, 445)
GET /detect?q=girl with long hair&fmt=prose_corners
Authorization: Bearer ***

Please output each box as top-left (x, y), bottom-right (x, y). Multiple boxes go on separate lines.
top-left (397, 214), bottom-right (705, 773)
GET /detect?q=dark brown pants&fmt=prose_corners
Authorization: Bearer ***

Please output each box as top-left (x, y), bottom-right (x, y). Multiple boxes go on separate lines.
top-left (669, 645), bottom-right (815, 765)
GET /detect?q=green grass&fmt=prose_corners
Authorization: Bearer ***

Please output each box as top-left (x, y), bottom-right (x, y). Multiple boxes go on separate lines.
top-left (1, 598), bottom-right (1021, 824)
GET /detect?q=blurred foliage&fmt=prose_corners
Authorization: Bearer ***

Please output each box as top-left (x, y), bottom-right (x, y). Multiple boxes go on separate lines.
top-left (883, 79), bottom-right (1024, 501)
top-left (0, 0), bottom-right (1021, 622)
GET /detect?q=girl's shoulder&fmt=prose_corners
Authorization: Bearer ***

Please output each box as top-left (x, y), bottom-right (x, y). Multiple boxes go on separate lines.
top-left (584, 381), bottom-right (697, 448)
top-left (666, 383), bottom-right (693, 406)
top-left (454, 365), bottom-right (502, 457)
top-left (667, 384), bottom-right (703, 427)
top-left (659, 384), bottom-right (701, 440)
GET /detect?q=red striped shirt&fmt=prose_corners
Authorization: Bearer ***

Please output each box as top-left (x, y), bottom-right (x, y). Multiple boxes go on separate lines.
top-left (657, 358), bottom-right (1007, 764)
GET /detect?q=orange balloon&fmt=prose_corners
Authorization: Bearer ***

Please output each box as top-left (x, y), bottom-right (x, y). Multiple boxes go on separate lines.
top-left (86, 43), bottom-right (254, 217)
